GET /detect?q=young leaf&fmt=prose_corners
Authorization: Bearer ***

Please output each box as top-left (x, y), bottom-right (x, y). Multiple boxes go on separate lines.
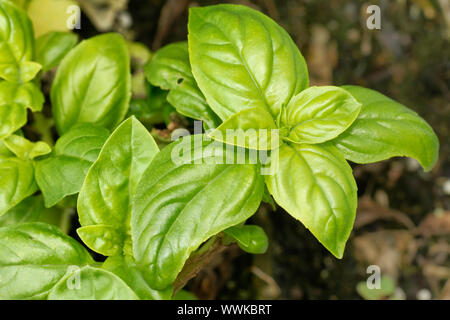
top-left (35, 124), bottom-right (110, 207)
top-left (265, 143), bottom-right (357, 258)
top-left (0, 81), bottom-right (44, 139)
top-left (3, 135), bottom-right (51, 160)
top-left (0, 156), bottom-right (37, 217)
top-left (132, 135), bottom-right (264, 290)
top-left (47, 266), bottom-right (139, 300)
top-left (35, 31), bottom-right (78, 71)
top-left (280, 86), bottom-right (361, 144)
top-left (51, 33), bottom-right (131, 134)
top-left (188, 4), bottom-right (309, 121)
top-left (329, 85), bottom-right (439, 171)
top-left (0, 103), bottom-right (27, 140)
top-left (208, 107), bottom-right (280, 150)
top-left (0, 0), bottom-right (41, 82)
top-left (145, 41), bottom-right (220, 129)
top-left (0, 223), bottom-right (94, 299)
top-left (77, 117), bottom-right (159, 256)
top-left (224, 224), bottom-right (269, 254)
top-left (0, 81), bottom-right (45, 112)
top-left (102, 256), bottom-right (173, 300)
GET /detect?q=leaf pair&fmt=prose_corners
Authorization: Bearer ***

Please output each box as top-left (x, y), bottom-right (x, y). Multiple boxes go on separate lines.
top-left (74, 116), bottom-right (264, 291)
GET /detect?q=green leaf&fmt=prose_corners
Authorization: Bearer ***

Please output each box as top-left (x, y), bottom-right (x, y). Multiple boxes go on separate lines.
top-left (0, 0), bottom-right (41, 82)
top-left (0, 222), bottom-right (94, 299)
top-left (0, 195), bottom-right (44, 227)
top-left (0, 103), bottom-right (27, 139)
top-left (280, 86), bottom-right (361, 144)
top-left (3, 134), bottom-right (51, 159)
top-left (172, 290), bottom-right (197, 300)
top-left (208, 107), bottom-right (280, 150)
top-left (132, 135), bottom-right (264, 289)
top-left (76, 225), bottom-right (124, 257)
top-left (329, 85), bottom-right (439, 171)
top-left (188, 4), bottom-right (308, 121)
top-left (0, 156), bottom-right (37, 217)
top-left (265, 143), bottom-right (357, 258)
top-left (0, 80), bottom-right (44, 139)
top-left (145, 41), bottom-right (220, 129)
top-left (102, 256), bottom-right (172, 300)
top-left (224, 224), bottom-right (269, 254)
top-left (47, 266), bottom-right (139, 300)
top-left (35, 31), bottom-right (78, 71)
top-left (51, 33), bottom-right (131, 134)
top-left (35, 124), bottom-right (110, 207)
top-left (77, 117), bottom-right (159, 256)
top-left (0, 195), bottom-right (71, 232)
top-left (0, 80), bottom-right (45, 112)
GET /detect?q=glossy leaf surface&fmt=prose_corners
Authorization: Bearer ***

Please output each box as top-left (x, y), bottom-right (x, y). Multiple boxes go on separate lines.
top-left (188, 4), bottom-right (309, 121)
top-left (280, 86), bottom-right (361, 144)
top-left (266, 143), bottom-right (357, 258)
top-left (330, 86), bottom-right (439, 171)
top-left (132, 135), bottom-right (264, 289)
top-left (51, 33), bottom-right (131, 134)
top-left (77, 117), bottom-right (159, 256)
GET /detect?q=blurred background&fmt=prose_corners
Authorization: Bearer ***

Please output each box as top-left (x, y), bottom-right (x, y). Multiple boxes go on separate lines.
top-left (22, 0), bottom-right (450, 299)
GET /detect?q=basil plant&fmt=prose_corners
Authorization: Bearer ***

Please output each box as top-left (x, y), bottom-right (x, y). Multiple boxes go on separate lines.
top-left (0, 2), bottom-right (439, 300)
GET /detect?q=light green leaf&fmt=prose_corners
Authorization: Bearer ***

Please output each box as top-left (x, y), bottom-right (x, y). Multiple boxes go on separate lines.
top-left (145, 41), bottom-right (220, 129)
top-left (0, 80), bottom-right (45, 112)
top-left (208, 106), bottom-right (279, 150)
top-left (0, 222), bottom-right (94, 299)
top-left (0, 0), bottom-right (41, 82)
top-left (224, 224), bottom-right (269, 254)
top-left (329, 85), bottom-right (439, 171)
top-left (0, 80), bottom-right (44, 139)
top-left (132, 135), bottom-right (264, 290)
top-left (48, 266), bottom-right (139, 300)
top-left (51, 33), bottom-right (131, 134)
top-left (35, 31), bottom-right (78, 71)
top-left (188, 4), bottom-right (308, 121)
top-left (280, 86), bottom-right (361, 144)
top-left (77, 117), bottom-right (159, 256)
top-left (266, 143), bottom-right (357, 258)
top-left (102, 256), bottom-right (172, 300)
top-left (0, 156), bottom-right (37, 217)
top-left (35, 124), bottom-right (110, 207)
top-left (3, 134), bottom-right (51, 159)
top-left (0, 103), bottom-right (27, 139)
top-left (77, 225), bottom-right (124, 257)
